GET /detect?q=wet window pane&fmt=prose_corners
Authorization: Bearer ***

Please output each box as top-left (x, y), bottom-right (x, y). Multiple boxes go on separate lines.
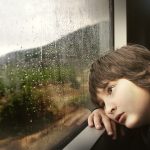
top-left (0, 0), bottom-right (112, 149)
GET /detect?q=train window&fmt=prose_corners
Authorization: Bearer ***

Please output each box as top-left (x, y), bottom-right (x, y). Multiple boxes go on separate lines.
top-left (0, 0), bottom-right (113, 149)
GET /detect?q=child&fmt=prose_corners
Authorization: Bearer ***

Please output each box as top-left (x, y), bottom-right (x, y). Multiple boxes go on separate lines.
top-left (88, 45), bottom-right (150, 149)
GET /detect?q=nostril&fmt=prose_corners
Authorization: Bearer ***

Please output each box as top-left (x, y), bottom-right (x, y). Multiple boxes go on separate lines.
top-left (111, 107), bottom-right (117, 114)
top-left (106, 106), bottom-right (117, 114)
top-left (111, 108), bottom-right (116, 112)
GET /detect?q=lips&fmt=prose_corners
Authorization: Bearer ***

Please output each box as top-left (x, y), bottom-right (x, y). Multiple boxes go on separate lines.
top-left (115, 112), bottom-right (125, 123)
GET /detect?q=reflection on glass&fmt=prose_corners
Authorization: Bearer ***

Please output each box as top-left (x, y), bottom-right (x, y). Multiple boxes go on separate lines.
top-left (0, 0), bottom-right (112, 149)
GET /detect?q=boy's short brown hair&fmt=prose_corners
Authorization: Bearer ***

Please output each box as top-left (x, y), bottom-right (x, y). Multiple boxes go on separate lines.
top-left (89, 45), bottom-right (150, 105)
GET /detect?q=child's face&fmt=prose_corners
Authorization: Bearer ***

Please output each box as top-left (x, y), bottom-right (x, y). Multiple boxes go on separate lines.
top-left (96, 78), bottom-right (150, 128)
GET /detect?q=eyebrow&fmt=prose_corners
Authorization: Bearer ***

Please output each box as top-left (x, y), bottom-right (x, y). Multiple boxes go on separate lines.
top-left (101, 82), bottom-right (109, 89)
top-left (102, 81), bottom-right (117, 90)
top-left (96, 82), bottom-right (109, 94)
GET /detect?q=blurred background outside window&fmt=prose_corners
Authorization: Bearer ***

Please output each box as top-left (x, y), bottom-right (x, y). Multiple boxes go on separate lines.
top-left (0, 0), bottom-right (112, 149)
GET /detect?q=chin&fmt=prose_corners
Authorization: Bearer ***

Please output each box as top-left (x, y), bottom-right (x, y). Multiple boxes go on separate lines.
top-left (125, 123), bottom-right (138, 129)
top-left (125, 116), bottom-right (141, 129)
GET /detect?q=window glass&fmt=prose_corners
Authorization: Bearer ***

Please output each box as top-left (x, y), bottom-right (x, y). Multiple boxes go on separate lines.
top-left (0, 0), bottom-right (112, 149)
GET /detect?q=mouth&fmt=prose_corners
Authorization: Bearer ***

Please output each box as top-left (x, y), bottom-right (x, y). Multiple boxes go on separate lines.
top-left (115, 112), bottom-right (126, 124)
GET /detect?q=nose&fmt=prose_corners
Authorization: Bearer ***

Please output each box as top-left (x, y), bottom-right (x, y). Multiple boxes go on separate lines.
top-left (105, 103), bottom-right (117, 115)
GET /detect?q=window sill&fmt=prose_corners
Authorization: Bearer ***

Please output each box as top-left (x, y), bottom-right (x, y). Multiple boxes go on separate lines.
top-left (63, 125), bottom-right (105, 150)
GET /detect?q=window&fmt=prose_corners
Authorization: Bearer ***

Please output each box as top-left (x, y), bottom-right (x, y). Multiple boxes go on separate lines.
top-left (0, 0), bottom-right (113, 149)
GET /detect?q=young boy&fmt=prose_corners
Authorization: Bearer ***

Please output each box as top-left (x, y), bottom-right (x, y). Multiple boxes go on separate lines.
top-left (88, 45), bottom-right (150, 149)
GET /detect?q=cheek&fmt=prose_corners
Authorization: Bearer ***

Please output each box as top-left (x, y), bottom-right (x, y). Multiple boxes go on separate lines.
top-left (114, 88), bottom-right (135, 111)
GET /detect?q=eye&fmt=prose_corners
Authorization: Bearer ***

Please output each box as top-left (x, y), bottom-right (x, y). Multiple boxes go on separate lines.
top-left (107, 85), bottom-right (116, 95)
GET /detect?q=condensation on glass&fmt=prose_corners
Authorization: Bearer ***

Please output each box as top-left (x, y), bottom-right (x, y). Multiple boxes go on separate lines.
top-left (0, 0), bottom-right (112, 149)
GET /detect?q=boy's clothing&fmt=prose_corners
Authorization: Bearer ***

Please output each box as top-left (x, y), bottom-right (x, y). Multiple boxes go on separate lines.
top-left (91, 125), bottom-right (150, 150)
top-left (141, 126), bottom-right (150, 149)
